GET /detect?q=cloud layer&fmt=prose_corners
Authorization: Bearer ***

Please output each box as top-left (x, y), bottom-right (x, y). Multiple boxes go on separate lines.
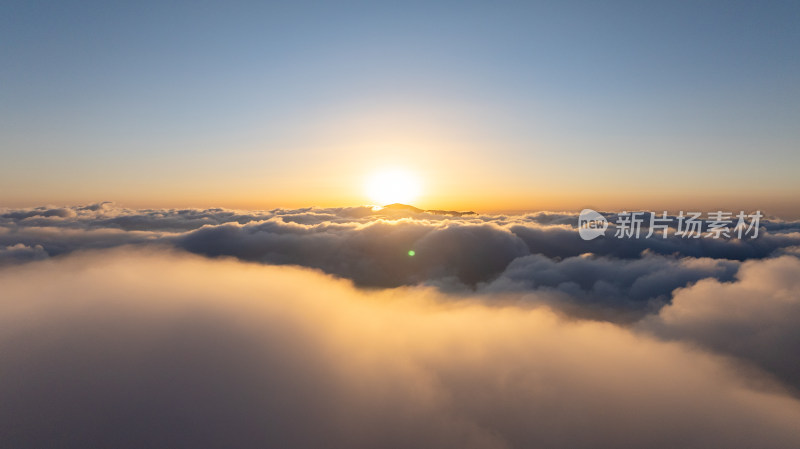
top-left (2, 204), bottom-right (800, 446)
top-left (3, 204), bottom-right (800, 311)
top-left (641, 255), bottom-right (800, 389)
top-left (2, 248), bottom-right (800, 449)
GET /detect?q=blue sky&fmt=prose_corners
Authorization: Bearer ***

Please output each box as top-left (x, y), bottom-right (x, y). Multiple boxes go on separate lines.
top-left (2, 0), bottom-right (798, 213)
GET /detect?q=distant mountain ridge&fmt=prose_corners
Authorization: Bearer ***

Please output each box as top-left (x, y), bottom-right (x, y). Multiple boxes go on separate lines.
top-left (379, 203), bottom-right (476, 217)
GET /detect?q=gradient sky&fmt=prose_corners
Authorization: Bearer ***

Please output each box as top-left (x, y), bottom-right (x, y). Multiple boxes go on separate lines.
top-left (2, 1), bottom-right (798, 215)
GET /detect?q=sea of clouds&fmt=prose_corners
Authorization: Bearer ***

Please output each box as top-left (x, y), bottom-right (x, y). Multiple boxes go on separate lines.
top-left (2, 203), bottom-right (800, 448)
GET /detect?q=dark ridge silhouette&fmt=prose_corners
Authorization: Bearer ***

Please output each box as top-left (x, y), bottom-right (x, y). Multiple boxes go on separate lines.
top-left (380, 203), bottom-right (476, 217)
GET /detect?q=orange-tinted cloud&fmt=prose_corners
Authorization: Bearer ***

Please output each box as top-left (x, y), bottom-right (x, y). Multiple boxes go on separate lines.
top-left (1, 248), bottom-right (799, 448)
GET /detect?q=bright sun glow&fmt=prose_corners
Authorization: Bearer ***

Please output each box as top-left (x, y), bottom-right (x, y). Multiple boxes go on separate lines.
top-left (365, 169), bottom-right (422, 206)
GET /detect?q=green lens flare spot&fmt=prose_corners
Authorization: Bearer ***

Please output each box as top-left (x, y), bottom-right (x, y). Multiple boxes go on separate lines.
top-left (408, 250), bottom-right (415, 256)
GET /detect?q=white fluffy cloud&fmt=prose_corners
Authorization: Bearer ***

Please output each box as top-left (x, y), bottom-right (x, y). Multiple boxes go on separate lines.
top-left (2, 204), bottom-right (800, 446)
top-left (1, 248), bottom-right (800, 448)
top-left (641, 255), bottom-right (800, 388)
top-left (3, 204), bottom-right (798, 308)
top-left (0, 243), bottom-right (48, 265)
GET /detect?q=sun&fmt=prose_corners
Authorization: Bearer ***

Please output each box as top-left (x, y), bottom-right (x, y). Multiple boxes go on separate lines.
top-left (365, 169), bottom-right (421, 206)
